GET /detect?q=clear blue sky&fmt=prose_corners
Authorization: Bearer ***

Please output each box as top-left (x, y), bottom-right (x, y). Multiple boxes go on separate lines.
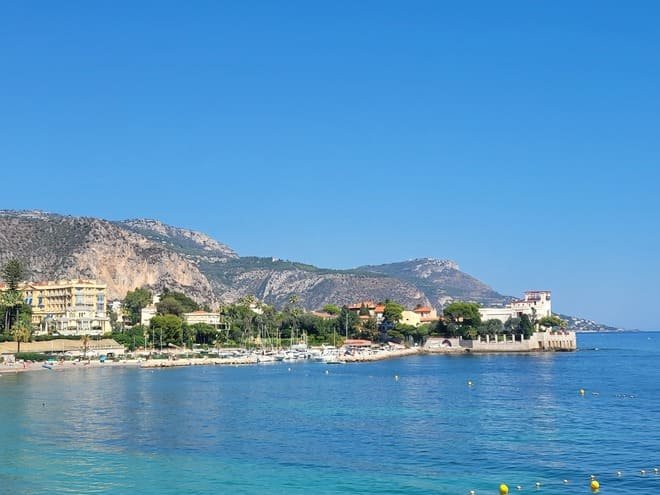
top-left (2, 1), bottom-right (659, 329)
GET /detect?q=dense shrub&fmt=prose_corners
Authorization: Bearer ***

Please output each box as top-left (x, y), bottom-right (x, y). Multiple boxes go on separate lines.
top-left (15, 352), bottom-right (49, 361)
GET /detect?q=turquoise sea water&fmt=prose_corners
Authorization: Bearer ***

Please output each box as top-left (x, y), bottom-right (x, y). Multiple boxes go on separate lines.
top-left (1, 332), bottom-right (659, 494)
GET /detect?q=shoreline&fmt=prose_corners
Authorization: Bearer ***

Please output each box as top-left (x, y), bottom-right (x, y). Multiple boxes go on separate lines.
top-left (0, 347), bottom-right (429, 374)
top-left (0, 343), bottom-right (577, 375)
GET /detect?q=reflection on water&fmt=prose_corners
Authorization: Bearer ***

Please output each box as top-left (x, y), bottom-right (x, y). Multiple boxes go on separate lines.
top-left (0, 332), bottom-right (659, 494)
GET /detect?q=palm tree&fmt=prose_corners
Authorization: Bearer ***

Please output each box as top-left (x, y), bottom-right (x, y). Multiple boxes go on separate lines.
top-left (81, 334), bottom-right (91, 360)
top-left (12, 320), bottom-right (32, 354)
top-left (1, 290), bottom-right (23, 333)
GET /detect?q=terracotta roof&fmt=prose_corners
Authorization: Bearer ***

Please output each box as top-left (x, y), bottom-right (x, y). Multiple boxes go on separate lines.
top-left (413, 306), bottom-right (432, 313)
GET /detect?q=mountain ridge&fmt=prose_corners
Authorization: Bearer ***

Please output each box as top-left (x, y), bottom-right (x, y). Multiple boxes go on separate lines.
top-left (0, 210), bottom-right (615, 330)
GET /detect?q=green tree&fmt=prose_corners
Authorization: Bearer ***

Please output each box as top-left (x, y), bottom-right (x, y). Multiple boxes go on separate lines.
top-left (504, 316), bottom-right (520, 335)
top-left (156, 297), bottom-right (185, 317)
top-left (504, 315), bottom-right (534, 338)
top-left (112, 325), bottom-right (146, 351)
top-left (337, 306), bottom-right (359, 339)
top-left (12, 313), bottom-right (32, 354)
top-left (537, 315), bottom-right (567, 330)
top-left (382, 301), bottom-right (405, 326)
top-left (123, 288), bottom-right (153, 325)
top-left (322, 304), bottom-right (340, 315)
top-left (108, 309), bottom-right (120, 332)
top-left (157, 291), bottom-right (199, 316)
top-left (393, 323), bottom-right (417, 344)
top-left (519, 314), bottom-right (534, 338)
top-left (149, 314), bottom-right (183, 348)
top-left (1, 258), bottom-right (26, 290)
top-left (186, 323), bottom-right (218, 346)
top-left (442, 301), bottom-right (482, 338)
top-left (1, 291), bottom-right (24, 334)
top-left (358, 317), bottom-right (379, 341)
top-left (1, 258), bottom-right (28, 335)
top-left (479, 319), bottom-right (504, 336)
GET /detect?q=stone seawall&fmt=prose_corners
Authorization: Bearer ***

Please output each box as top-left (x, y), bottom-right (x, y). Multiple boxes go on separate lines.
top-left (425, 331), bottom-right (576, 353)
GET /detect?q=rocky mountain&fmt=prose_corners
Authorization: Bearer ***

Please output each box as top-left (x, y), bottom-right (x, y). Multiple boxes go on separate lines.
top-left (0, 210), bottom-right (615, 330)
top-left (198, 257), bottom-right (431, 309)
top-left (0, 211), bottom-right (217, 302)
top-left (117, 219), bottom-right (237, 262)
top-left (0, 210), bottom-right (506, 310)
top-left (359, 258), bottom-right (512, 309)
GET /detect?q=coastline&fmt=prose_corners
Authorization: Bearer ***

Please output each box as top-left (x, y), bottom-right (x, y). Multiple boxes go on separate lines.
top-left (1, 346), bottom-right (430, 374)
top-left (0, 337), bottom-right (579, 375)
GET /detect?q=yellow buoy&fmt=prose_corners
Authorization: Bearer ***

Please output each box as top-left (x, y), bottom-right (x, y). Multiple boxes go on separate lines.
top-left (580, 388), bottom-right (586, 396)
top-left (499, 483), bottom-right (509, 495)
top-left (590, 479), bottom-right (600, 491)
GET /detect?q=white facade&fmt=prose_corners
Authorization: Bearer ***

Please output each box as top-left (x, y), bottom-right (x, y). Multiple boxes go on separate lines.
top-left (479, 291), bottom-right (552, 324)
top-left (141, 306), bottom-right (157, 326)
top-left (183, 311), bottom-right (222, 327)
top-left (425, 330), bottom-right (576, 352)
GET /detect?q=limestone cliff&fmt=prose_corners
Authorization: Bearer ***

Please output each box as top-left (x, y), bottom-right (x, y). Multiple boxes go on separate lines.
top-left (0, 210), bottom-right (508, 310)
top-left (0, 211), bottom-right (215, 302)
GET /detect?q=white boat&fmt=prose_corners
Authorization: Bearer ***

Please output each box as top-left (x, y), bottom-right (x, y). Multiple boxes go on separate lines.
top-left (323, 356), bottom-right (344, 364)
top-left (275, 350), bottom-right (307, 362)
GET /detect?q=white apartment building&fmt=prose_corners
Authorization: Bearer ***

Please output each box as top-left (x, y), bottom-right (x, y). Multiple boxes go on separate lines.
top-left (479, 291), bottom-right (552, 324)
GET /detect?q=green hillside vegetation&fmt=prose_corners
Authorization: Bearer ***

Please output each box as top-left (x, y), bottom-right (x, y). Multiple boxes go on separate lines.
top-left (199, 257), bottom-right (386, 286)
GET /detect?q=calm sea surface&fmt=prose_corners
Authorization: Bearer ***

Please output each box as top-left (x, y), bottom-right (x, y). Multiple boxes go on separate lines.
top-left (1, 332), bottom-right (659, 494)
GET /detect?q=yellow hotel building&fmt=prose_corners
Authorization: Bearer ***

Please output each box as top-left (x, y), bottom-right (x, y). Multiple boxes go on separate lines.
top-left (1, 279), bottom-right (111, 336)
